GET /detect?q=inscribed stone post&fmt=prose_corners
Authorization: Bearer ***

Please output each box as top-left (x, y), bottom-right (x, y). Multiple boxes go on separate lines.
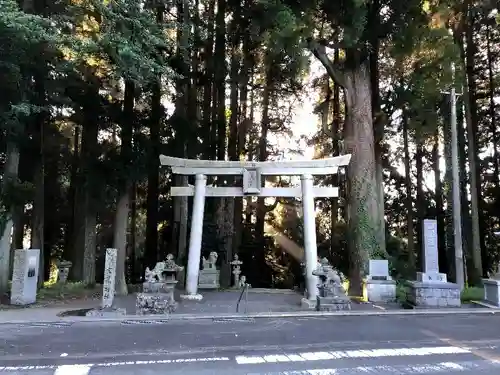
top-left (102, 248), bottom-right (117, 309)
top-left (368, 260), bottom-right (390, 279)
top-left (11, 249), bottom-right (40, 305)
top-left (407, 219), bottom-right (460, 308)
top-left (423, 219), bottom-right (439, 274)
top-left (366, 259), bottom-right (396, 303)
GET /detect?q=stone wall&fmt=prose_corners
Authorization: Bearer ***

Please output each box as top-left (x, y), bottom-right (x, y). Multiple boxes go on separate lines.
top-left (407, 281), bottom-right (461, 308)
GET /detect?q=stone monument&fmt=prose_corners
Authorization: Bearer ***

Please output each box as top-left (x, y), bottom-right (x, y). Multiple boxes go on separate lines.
top-left (302, 258), bottom-right (351, 311)
top-left (102, 248), bottom-right (117, 308)
top-left (366, 259), bottom-right (396, 302)
top-left (11, 249), bottom-right (40, 305)
top-left (230, 254), bottom-right (243, 288)
top-left (483, 262), bottom-right (500, 307)
top-left (56, 260), bottom-right (72, 284)
top-left (407, 219), bottom-right (461, 307)
top-left (136, 254), bottom-right (184, 315)
top-left (198, 251), bottom-right (220, 289)
top-left (86, 248), bottom-right (126, 317)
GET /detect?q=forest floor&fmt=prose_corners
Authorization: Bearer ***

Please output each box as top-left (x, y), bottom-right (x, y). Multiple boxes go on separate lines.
top-left (0, 282), bottom-right (101, 311)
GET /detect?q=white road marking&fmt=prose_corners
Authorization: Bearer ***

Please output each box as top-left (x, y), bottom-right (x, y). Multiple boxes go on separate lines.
top-left (287, 354), bottom-right (307, 362)
top-left (0, 346), bottom-right (476, 372)
top-left (235, 345), bottom-right (470, 365)
top-left (236, 356), bottom-right (266, 364)
top-left (300, 352), bottom-right (335, 361)
top-left (0, 365), bottom-right (55, 371)
top-left (258, 360), bottom-right (500, 374)
top-left (263, 355), bottom-right (291, 362)
top-left (441, 362), bottom-right (465, 370)
top-left (54, 364), bottom-right (92, 375)
top-left (0, 356), bottom-right (229, 372)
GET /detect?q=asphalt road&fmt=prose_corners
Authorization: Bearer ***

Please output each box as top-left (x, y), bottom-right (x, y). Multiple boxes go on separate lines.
top-left (2, 314), bottom-right (500, 374)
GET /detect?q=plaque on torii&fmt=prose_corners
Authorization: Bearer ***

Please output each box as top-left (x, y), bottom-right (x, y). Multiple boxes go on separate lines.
top-left (242, 168), bottom-right (261, 194)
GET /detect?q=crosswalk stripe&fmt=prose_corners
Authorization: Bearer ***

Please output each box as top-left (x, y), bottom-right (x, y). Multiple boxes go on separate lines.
top-left (0, 345), bottom-right (479, 373)
top-left (235, 345), bottom-right (470, 365)
top-left (54, 365), bottom-right (91, 375)
top-left (0, 356), bottom-right (229, 372)
top-left (252, 359), bottom-right (500, 375)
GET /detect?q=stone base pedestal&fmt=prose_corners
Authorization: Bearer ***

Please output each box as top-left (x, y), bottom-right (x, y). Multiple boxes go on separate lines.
top-left (366, 279), bottom-right (396, 303)
top-left (143, 281), bottom-right (174, 293)
top-left (85, 307), bottom-right (126, 317)
top-left (180, 293), bottom-right (203, 301)
top-left (301, 296), bottom-right (351, 311)
top-left (198, 270), bottom-right (220, 289)
top-left (483, 279), bottom-right (500, 307)
top-left (407, 281), bottom-right (461, 308)
top-left (136, 293), bottom-right (178, 314)
top-left (417, 272), bottom-right (447, 282)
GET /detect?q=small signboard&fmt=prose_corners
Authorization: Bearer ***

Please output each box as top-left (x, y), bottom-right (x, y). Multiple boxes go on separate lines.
top-left (243, 168), bottom-right (261, 194)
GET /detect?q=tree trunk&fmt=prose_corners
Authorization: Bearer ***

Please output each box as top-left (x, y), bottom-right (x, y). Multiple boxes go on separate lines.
top-left (113, 192), bottom-right (129, 295)
top-left (214, 0), bottom-right (226, 162)
top-left (10, 145), bottom-right (27, 260)
top-left (145, 74), bottom-right (161, 264)
top-left (223, 2), bottom-right (241, 286)
top-left (457, 96), bottom-right (475, 284)
top-left (331, 67), bottom-right (340, 256)
top-left (442, 95), bottom-right (455, 278)
top-left (71, 83), bottom-right (99, 285)
top-left (172, 0), bottom-right (190, 266)
top-left (415, 138), bottom-right (425, 271)
top-left (463, 9), bottom-right (484, 277)
top-left (32, 157), bottom-right (45, 286)
top-left (113, 80), bottom-right (134, 296)
top-left (402, 110), bottom-right (415, 274)
top-left (0, 143), bottom-right (21, 295)
top-left (202, 0), bottom-right (216, 159)
top-left (31, 67), bottom-right (47, 286)
top-left (64, 126), bottom-right (80, 262)
top-left (343, 62), bottom-right (380, 295)
top-left (129, 182), bottom-right (137, 282)
top-left (82, 207), bottom-right (97, 286)
top-left (369, 5), bottom-right (386, 255)
top-left (433, 123), bottom-right (447, 275)
top-left (256, 61), bottom-right (272, 241)
top-left (486, 22), bottom-right (498, 187)
top-left (310, 44), bottom-right (382, 295)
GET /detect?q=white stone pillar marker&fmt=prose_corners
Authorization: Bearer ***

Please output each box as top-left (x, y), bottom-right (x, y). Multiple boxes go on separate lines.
top-left (301, 174), bottom-right (318, 301)
top-left (102, 248), bottom-right (117, 309)
top-left (182, 174), bottom-right (207, 300)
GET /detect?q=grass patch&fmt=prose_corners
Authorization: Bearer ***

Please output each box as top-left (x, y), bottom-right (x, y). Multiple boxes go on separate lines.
top-left (461, 286), bottom-right (483, 303)
top-left (37, 282), bottom-right (100, 302)
top-left (396, 281), bottom-right (414, 309)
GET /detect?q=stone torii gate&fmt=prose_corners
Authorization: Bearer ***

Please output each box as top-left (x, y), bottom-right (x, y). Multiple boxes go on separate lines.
top-left (160, 154), bottom-right (352, 303)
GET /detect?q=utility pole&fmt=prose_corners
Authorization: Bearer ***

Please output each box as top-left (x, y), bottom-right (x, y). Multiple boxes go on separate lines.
top-left (449, 63), bottom-right (465, 290)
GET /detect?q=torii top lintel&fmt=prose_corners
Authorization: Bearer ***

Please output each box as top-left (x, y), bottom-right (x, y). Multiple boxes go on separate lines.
top-left (159, 154), bottom-right (352, 176)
